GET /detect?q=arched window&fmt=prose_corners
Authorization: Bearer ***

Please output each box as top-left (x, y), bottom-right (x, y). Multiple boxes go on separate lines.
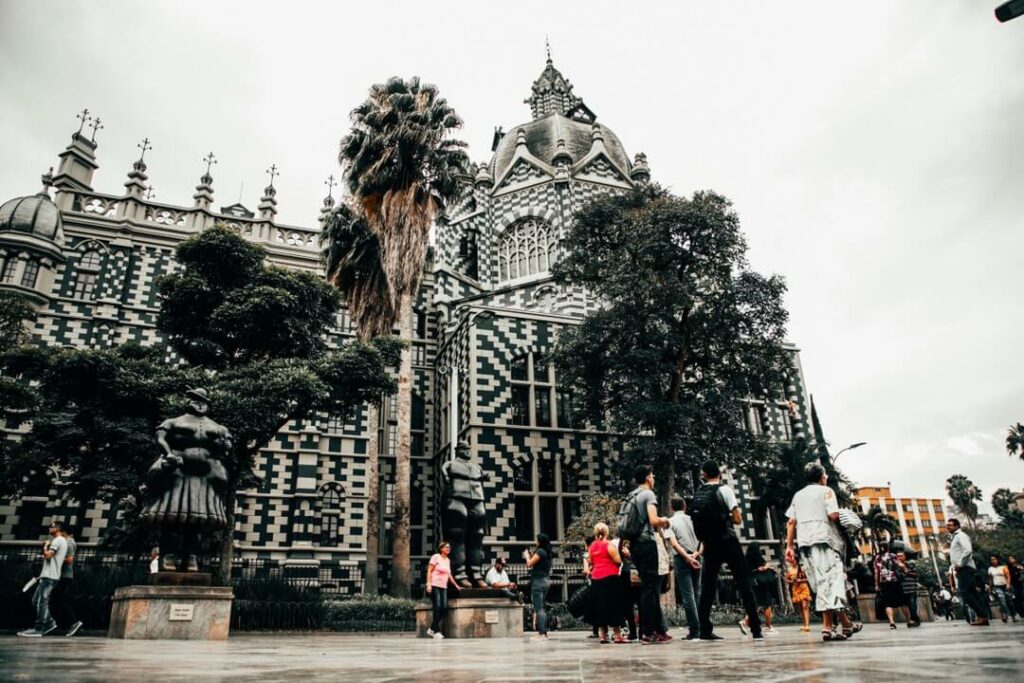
top-left (498, 217), bottom-right (555, 282)
top-left (70, 250), bottom-right (102, 299)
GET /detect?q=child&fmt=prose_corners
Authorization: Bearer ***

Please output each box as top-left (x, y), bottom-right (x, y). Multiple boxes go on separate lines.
top-left (786, 559), bottom-right (812, 632)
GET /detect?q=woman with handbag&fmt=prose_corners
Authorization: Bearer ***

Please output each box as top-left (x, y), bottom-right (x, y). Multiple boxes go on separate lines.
top-left (587, 523), bottom-right (627, 643)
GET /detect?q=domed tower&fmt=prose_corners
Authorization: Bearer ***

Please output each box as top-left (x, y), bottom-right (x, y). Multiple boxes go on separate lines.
top-left (0, 169), bottom-right (66, 307)
top-left (439, 54), bottom-right (649, 293)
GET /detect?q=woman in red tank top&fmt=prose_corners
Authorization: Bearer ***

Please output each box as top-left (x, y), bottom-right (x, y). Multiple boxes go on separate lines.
top-left (587, 523), bottom-right (626, 643)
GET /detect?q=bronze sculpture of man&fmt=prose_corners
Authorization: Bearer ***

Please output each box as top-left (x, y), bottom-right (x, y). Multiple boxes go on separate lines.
top-left (139, 388), bottom-right (231, 572)
top-left (441, 440), bottom-right (489, 588)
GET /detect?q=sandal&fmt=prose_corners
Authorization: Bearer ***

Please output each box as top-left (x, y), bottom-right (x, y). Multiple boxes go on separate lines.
top-left (612, 636), bottom-right (629, 644)
top-left (599, 638), bottom-right (610, 644)
top-left (821, 630), bottom-right (833, 641)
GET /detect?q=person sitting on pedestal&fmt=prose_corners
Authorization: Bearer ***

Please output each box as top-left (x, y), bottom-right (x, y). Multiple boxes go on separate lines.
top-left (485, 558), bottom-right (521, 602)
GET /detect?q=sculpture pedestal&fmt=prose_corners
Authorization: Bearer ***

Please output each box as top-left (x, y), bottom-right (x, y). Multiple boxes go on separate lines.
top-left (415, 595), bottom-right (523, 638)
top-left (108, 585), bottom-right (233, 640)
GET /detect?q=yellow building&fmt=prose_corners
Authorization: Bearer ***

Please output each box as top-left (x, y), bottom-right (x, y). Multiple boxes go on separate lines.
top-left (855, 486), bottom-right (946, 556)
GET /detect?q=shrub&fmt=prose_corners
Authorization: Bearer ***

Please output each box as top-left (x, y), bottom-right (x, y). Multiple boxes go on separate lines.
top-left (327, 595), bottom-right (416, 631)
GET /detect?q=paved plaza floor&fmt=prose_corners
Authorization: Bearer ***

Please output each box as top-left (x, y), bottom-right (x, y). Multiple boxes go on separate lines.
top-left (1, 620), bottom-right (1022, 682)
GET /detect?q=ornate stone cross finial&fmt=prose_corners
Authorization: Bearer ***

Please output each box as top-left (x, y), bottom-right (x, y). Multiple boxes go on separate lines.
top-left (137, 137), bottom-right (152, 161)
top-left (324, 174), bottom-right (336, 199)
top-left (266, 164), bottom-right (279, 188)
top-left (545, 36), bottom-right (552, 63)
top-left (203, 152), bottom-right (218, 175)
top-left (76, 108), bottom-right (91, 134)
top-left (88, 116), bottom-right (104, 142)
top-left (144, 185), bottom-right (156, 201)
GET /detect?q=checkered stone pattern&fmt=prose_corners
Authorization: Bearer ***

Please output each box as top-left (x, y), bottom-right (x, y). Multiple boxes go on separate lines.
top-left (96, 248), bottom-right (130, 300)
top-left (494, 159), bottom-right (550, 193)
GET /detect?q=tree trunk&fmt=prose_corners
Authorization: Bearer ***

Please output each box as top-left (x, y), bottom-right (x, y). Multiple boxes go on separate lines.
top-left (655, 454), bottom-right (675, 514)
top-left (364, 402), bottom-right (381, 595)
top-left (214, 486), bottom-right (237, 586)
top-left (390, 292), bottom-right (414, 598)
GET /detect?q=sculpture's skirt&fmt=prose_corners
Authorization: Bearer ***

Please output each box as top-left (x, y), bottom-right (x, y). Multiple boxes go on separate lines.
top-left (140, 475), bottom-right (228, 529)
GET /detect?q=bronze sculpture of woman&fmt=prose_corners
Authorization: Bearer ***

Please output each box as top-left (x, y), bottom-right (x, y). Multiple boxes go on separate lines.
top-left (140, 388), bottom-right (231, 572)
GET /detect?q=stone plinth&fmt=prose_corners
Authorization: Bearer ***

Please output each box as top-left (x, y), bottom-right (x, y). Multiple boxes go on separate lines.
top-left (856, 591), bottom-right (934, 623)
top-left (415, 596), bottom-right (523, 638)
top-left (108, 585), bottom-right (233, 640)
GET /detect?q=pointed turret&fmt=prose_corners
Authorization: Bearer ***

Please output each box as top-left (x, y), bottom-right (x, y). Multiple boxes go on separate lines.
top-left (258, 164), bottom-right (279, 221)
top-left (318, 174), bottom-right (337, 225)
top-left (124, 138), bottom-right (151, 200)
top-left (193, 152), bottom-right (217, 210)
top-left (53, 109), bottom-right (100, 193)
top-left (630, 152), bottom-right (651, 185)
top-left (524, 48), bottom-right (593, 121)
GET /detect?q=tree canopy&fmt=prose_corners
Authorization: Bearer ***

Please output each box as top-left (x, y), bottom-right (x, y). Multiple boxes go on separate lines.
top-left (1, 227), bottom-right (400, 583)
top-left (946, 474), bottom-right (982, 529)
top-left (1007, 423), bottom-right (1024, 461)
top-left (551, 185), bottom-right (792, 502)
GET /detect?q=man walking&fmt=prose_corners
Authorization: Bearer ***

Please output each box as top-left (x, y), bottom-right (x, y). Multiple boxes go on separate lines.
top-left (18, 520), bottom-right (68, 637)
top-left (51, 527), bottom-right (83, 636)
top-left (692, 460), bottom-right (762, 641)
top-left (947, 518), bottom-right (990, 626)
top-left (666, 496), bottom-right (702, 640)
top-left (626, 464), bottom-right (672, 644)
top-left (785, 462), bottom-right (861, 640)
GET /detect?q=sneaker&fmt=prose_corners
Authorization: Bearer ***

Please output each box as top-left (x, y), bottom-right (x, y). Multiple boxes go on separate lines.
top-left (426, 628), bottom-right (435, 637)
top-left (683, 632), bottom-right (700, 641)
top-left (17, 629), bottom-right (43, 638)
top-left (764, 626), bottom-right (778, 636)
top-left (433, 632), bottom-right (445, 640)
top-left (752, 632), bottom-right (765, 641)
top-left (737, 619), bottom-right (750, 636)
top-left (41, 623), bottom-right (58, 636)
top-left (66, 621), bottom-right (83, 638)
top-left (655, 633), bottom-right (673, 643)
top-left (698, 633), bottom-right (724, 641)
top-left (640, 635), bottom-right (657, 645)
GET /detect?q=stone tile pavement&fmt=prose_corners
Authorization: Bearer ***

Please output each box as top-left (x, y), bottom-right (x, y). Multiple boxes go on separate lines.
top-left (1, 621), bottom-right (1022, 682)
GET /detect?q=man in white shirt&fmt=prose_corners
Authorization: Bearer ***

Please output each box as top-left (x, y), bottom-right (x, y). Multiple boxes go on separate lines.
top-left (484, 558), bottom-right (519, 601)
top-left (947, 518), bottom-right (989, 625)
top-left (667, 496), bottom-right (702, 639)
top-left (18, 520), bottom-right (68, 637)
top-left (785, 462), bottom-right (860, 641)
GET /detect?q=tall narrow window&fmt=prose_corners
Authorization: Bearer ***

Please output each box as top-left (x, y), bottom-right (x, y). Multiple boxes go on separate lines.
top-left (508, 351), bottom-right (558, 428)
top-left (512, 459), bottom-right (581, 544)
top-left (20, 260), bottom-right (40, 288)
top-left (497, 217), bottom-right (554, 282)
top-left (70, 250), bottom-right (102, 300)
top-left (1, 257), bottom-right (17, 284)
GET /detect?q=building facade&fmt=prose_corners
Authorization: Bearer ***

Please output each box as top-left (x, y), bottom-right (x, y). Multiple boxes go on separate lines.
top-left (0, 58), bottom-right (819, 589)
top-left (855, 485), bottom-right (947, 556)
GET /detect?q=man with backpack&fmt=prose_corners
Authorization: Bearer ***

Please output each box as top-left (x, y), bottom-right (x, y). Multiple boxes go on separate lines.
top-left (690, 460), bottom-right (762, 641)
top-left (617, 464), bottom-right (672, 644)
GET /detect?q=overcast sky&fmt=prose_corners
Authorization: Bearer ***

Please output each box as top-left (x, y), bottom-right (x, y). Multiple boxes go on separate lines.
top-left (2, 1), bottom-right (1022, 512)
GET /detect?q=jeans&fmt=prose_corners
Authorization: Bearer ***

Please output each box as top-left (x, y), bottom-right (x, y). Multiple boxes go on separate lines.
top-left (632, 539), bottom-right (663, 638)
top-left (673, 555), bottom-right (701, 634)
top-left (698, 536), bottom-right (761, 637)
top-left (32, 577), bottom-right (57, 631)
top-left (531, 577), bottom-right (550, 635)
top-left (957, 566), bottom-right (991, 620)
top-left (430, 587), bottom-right (448, 632)
top-left (992, 586), bottom-right (1015, 618)
top-left (52, 577), bottom-right (78, 628)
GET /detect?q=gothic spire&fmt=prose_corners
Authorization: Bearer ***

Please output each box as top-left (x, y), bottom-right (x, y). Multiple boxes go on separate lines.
top-left (524, 47), bottom-right (592, 121)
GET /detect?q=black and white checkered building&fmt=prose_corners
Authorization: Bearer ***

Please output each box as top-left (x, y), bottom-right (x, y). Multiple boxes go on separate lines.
top-left (0, 58), bottom-right (816, 581)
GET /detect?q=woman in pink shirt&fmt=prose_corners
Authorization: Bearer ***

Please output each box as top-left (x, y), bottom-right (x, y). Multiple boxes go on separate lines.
top-left (587, 523), bottom-right (625, 643)
top-left (426, 541), bottom-right (457, 639)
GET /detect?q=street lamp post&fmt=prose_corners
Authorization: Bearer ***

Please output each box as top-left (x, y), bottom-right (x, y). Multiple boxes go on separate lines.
top-left (831, 441), bottom-right (867, 465)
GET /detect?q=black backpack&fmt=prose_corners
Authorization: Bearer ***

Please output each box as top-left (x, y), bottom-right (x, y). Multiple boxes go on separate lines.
top-left (690, 483), bottom-right (730, 542)
top-left (616, 489), bottom-right (647, 543)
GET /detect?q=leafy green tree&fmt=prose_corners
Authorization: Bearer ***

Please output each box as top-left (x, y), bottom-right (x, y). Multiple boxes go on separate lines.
top-left (322, 76), bottom-right (468, 597)
top-left (157, 226), bottom-right (401, 583)
top-left (551, 186), bottom-right (792, 505)
top-left (562, 492), bottom-right (624, 555)
top-left (1007, 423), bottom-right (1024, 461)
top-left (946, 474), bottom-right (982, 530)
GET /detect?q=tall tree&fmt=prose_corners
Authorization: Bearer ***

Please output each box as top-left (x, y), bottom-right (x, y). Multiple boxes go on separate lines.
top-left (0, 290), bottom-right (36, 349)
top-left (946, 474), bottom-right (982, 530)
top-left (157, 226), bottom-right (401, 583)
top-left (552, 186), bottom-right (791, 505)
top-left (1007, 423), bottom-right (1024, 460)
top-left (859, 504), bottom-right (898, 554)
top-left (323, 76), bottom-right (468, 597)
top-left (991, 487), bottom-right (1024, 529)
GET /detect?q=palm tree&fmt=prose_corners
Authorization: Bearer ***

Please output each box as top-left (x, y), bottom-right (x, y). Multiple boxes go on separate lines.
top-left (323, 77), bottom-right (468, 598)
top-left (945, 474), bottom-right (982, 529)
top-left (1007, 423), bottom-right (1024, 460)
top-left (858, 504), bottom-right (897, 555)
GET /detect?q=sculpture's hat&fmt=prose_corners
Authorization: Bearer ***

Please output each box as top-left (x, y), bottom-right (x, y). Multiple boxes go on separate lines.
top-left (456, 440), bottom-right (471, 451)
top-left (185, 387), bottom-right (210, 402)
